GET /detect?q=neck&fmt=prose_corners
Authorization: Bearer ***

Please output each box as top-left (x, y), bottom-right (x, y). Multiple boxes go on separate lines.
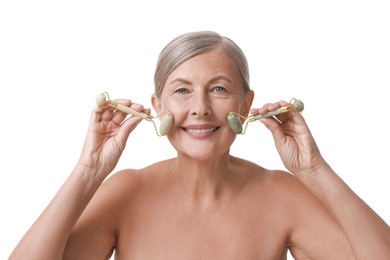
top-left (172, 152), bottom-right (235, 213)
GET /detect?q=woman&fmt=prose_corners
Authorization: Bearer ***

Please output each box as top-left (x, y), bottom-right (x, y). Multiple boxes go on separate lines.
top-left (10, 31), bottom-right (390, 259)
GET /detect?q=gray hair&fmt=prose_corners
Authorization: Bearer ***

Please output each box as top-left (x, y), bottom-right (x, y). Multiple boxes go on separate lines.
top-left (154, 31), bottom-right (250, 97)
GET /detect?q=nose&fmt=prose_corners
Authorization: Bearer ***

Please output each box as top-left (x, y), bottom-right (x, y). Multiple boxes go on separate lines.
top-left (190, 91), bottom-right (211, 117)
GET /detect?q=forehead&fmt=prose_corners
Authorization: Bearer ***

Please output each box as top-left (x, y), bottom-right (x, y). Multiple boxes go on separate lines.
top-left (165, 50), bottom-right (239, 84)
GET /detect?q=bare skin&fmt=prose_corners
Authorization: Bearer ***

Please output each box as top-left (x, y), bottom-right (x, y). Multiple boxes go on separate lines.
top-left (62, 158), bottom-right (353, 260)
top-left (10, 50), bottom-right (390, 259)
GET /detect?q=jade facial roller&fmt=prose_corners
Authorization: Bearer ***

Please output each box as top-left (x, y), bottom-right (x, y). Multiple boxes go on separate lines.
top-left (227, 98), bottom-right (304, 134)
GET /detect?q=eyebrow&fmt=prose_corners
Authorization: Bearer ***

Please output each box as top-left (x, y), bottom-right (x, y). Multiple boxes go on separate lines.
top-left (167, 78), bottom-right (192, 86)
top-left (209, 75), bottom-right (233, 84)
top-left (167, 75), bottom-right (233, 86)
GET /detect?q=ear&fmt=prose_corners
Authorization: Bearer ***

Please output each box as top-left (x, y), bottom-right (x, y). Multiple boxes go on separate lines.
top-left (151, 94), bottom-right (162, 115)
top-left (241, 90), bottom-right (255, 117)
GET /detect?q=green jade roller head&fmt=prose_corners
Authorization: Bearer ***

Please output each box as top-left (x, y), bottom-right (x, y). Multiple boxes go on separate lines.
top-left (228, 98), bottom-right (304, 134)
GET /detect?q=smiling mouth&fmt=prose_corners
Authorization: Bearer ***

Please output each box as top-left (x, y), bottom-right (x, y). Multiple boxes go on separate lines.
top-left (183, 127), bottom-right (219, 134)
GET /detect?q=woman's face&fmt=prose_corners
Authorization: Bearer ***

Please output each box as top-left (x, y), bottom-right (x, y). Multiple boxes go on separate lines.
top-left (152, 50), bottom-right (254, 160)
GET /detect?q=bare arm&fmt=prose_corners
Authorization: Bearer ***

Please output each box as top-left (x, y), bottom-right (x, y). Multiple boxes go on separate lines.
top-left (298, 163), bottom-right (390, 259)
top-left (272, 171), bottom-right (354, 259)
top-left (252, 101), bottom-right (390, 259)
top-left (9, 100), bottom-right (148, 259)
top-left (62, 169), bottom-right (133, 260)
top-left (9, 166), bottom-right (107, 260)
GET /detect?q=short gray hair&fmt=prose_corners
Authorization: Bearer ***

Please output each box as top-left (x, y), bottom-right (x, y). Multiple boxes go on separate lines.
top-left (154, 31), bottom-right (250, 97)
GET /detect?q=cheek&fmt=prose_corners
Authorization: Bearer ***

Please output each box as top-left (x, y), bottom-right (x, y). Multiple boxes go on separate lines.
top-left (216, 99), bottom-right (243, 115)
top-left (158, 98), bottom-right (187, 125)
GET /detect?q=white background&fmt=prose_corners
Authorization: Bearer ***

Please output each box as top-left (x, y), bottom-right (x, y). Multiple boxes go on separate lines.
top-left (1, 1), bottom-right (389, 258)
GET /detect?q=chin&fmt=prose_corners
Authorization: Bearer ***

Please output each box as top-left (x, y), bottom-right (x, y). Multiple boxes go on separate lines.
top-left (186, 149), bottom-right (222, 160)
top-left (172, 140), bottom-right (234, 161)
top-left (167, 127), bottom-right (237, 160)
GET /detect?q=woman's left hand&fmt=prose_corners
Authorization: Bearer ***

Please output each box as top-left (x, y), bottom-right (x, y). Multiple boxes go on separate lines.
top-left (250, 100), bottom-right (327, 178)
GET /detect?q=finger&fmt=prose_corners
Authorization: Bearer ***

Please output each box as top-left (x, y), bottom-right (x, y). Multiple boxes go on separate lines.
top-left (270, 100), bottom-right (290, 108)
top-left (90, 102), bottom-right (113, 124)
top-left (250, 102), bottom-right (272, 115)
top-left (262, 106), bottom-right (307, 139)
top-left (101, 107), bottom-right (116, 121)
top-left (259, 116), bottom-right (282, 131)
top-left (115, 116), bottom-right (143, 148)
top-left (259, 117), bottom-right (287, 149)
top-left (110, 99), bottom-right (132, 124)
top-left (276, 103), bottom-right (306, 126)
top-left (253, 101), bottom-right (290, 140)
top-left (111, 101), bottom-right (150, 125)
top-left (129, 102), bottom-right (145, 111)
top-left (96, 100), bottom-right (131, 122)
top-left (252, 100), bottom-right (296, 123)
top-left (116, 104), bottom-right (153, 145)
top-left (143, 108), bottom-right (151, 115)
top-left (274, 112), bottom-right (291, 125)
top-left (250, 100), bottom-right (289, 115)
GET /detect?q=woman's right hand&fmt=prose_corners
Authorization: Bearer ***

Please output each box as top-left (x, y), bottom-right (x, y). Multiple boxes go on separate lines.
top-left (77, 99), bottom-right (150, 177)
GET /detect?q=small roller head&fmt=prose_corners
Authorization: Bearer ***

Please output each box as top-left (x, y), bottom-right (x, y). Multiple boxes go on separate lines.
top-left (96, 93), bottom-right (107, 106)
top-left (291, 98), bottom-right (304, 112)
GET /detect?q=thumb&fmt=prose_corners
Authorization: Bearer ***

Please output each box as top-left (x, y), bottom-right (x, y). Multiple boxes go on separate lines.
top-left (116, 116), bottom-right (143, 148)
top-left (259, 118), bottom-right (286, 147)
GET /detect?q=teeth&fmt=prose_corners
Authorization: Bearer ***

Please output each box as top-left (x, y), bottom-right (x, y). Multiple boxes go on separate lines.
top-left (186, 128), bottom-right (216, 134)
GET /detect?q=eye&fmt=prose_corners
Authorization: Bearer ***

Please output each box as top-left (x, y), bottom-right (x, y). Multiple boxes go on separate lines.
top-left (174, 88), bottom-right (188, 94)
top-left (213, 86), bottom-right (226, 93)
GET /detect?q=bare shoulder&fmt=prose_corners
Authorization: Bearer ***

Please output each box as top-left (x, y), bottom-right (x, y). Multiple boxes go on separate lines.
top-left (73, 158), bottom-right (175, 226)
top-left (102, 158), bottom-right (176, 195)
top-left (228, 157), bottom-right (311, 226)
top-left (241, 163), bottom-right (354, 259)
top-left (233, 159), bottom-right (353, 258)
top-left (96, 158), bottom-right (178, 215)
top-left (233, 157), bottom-right (332, 224)
top-left (64, 159), bottom-right (176, 259)
top-left (230, 156), bottom-right (304, 195)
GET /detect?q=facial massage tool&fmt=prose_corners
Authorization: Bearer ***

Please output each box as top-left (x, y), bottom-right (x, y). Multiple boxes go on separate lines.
top-left (227, 98), bottom-right (304, 134)
top-left (96, 92), bottom-right (173, 136)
